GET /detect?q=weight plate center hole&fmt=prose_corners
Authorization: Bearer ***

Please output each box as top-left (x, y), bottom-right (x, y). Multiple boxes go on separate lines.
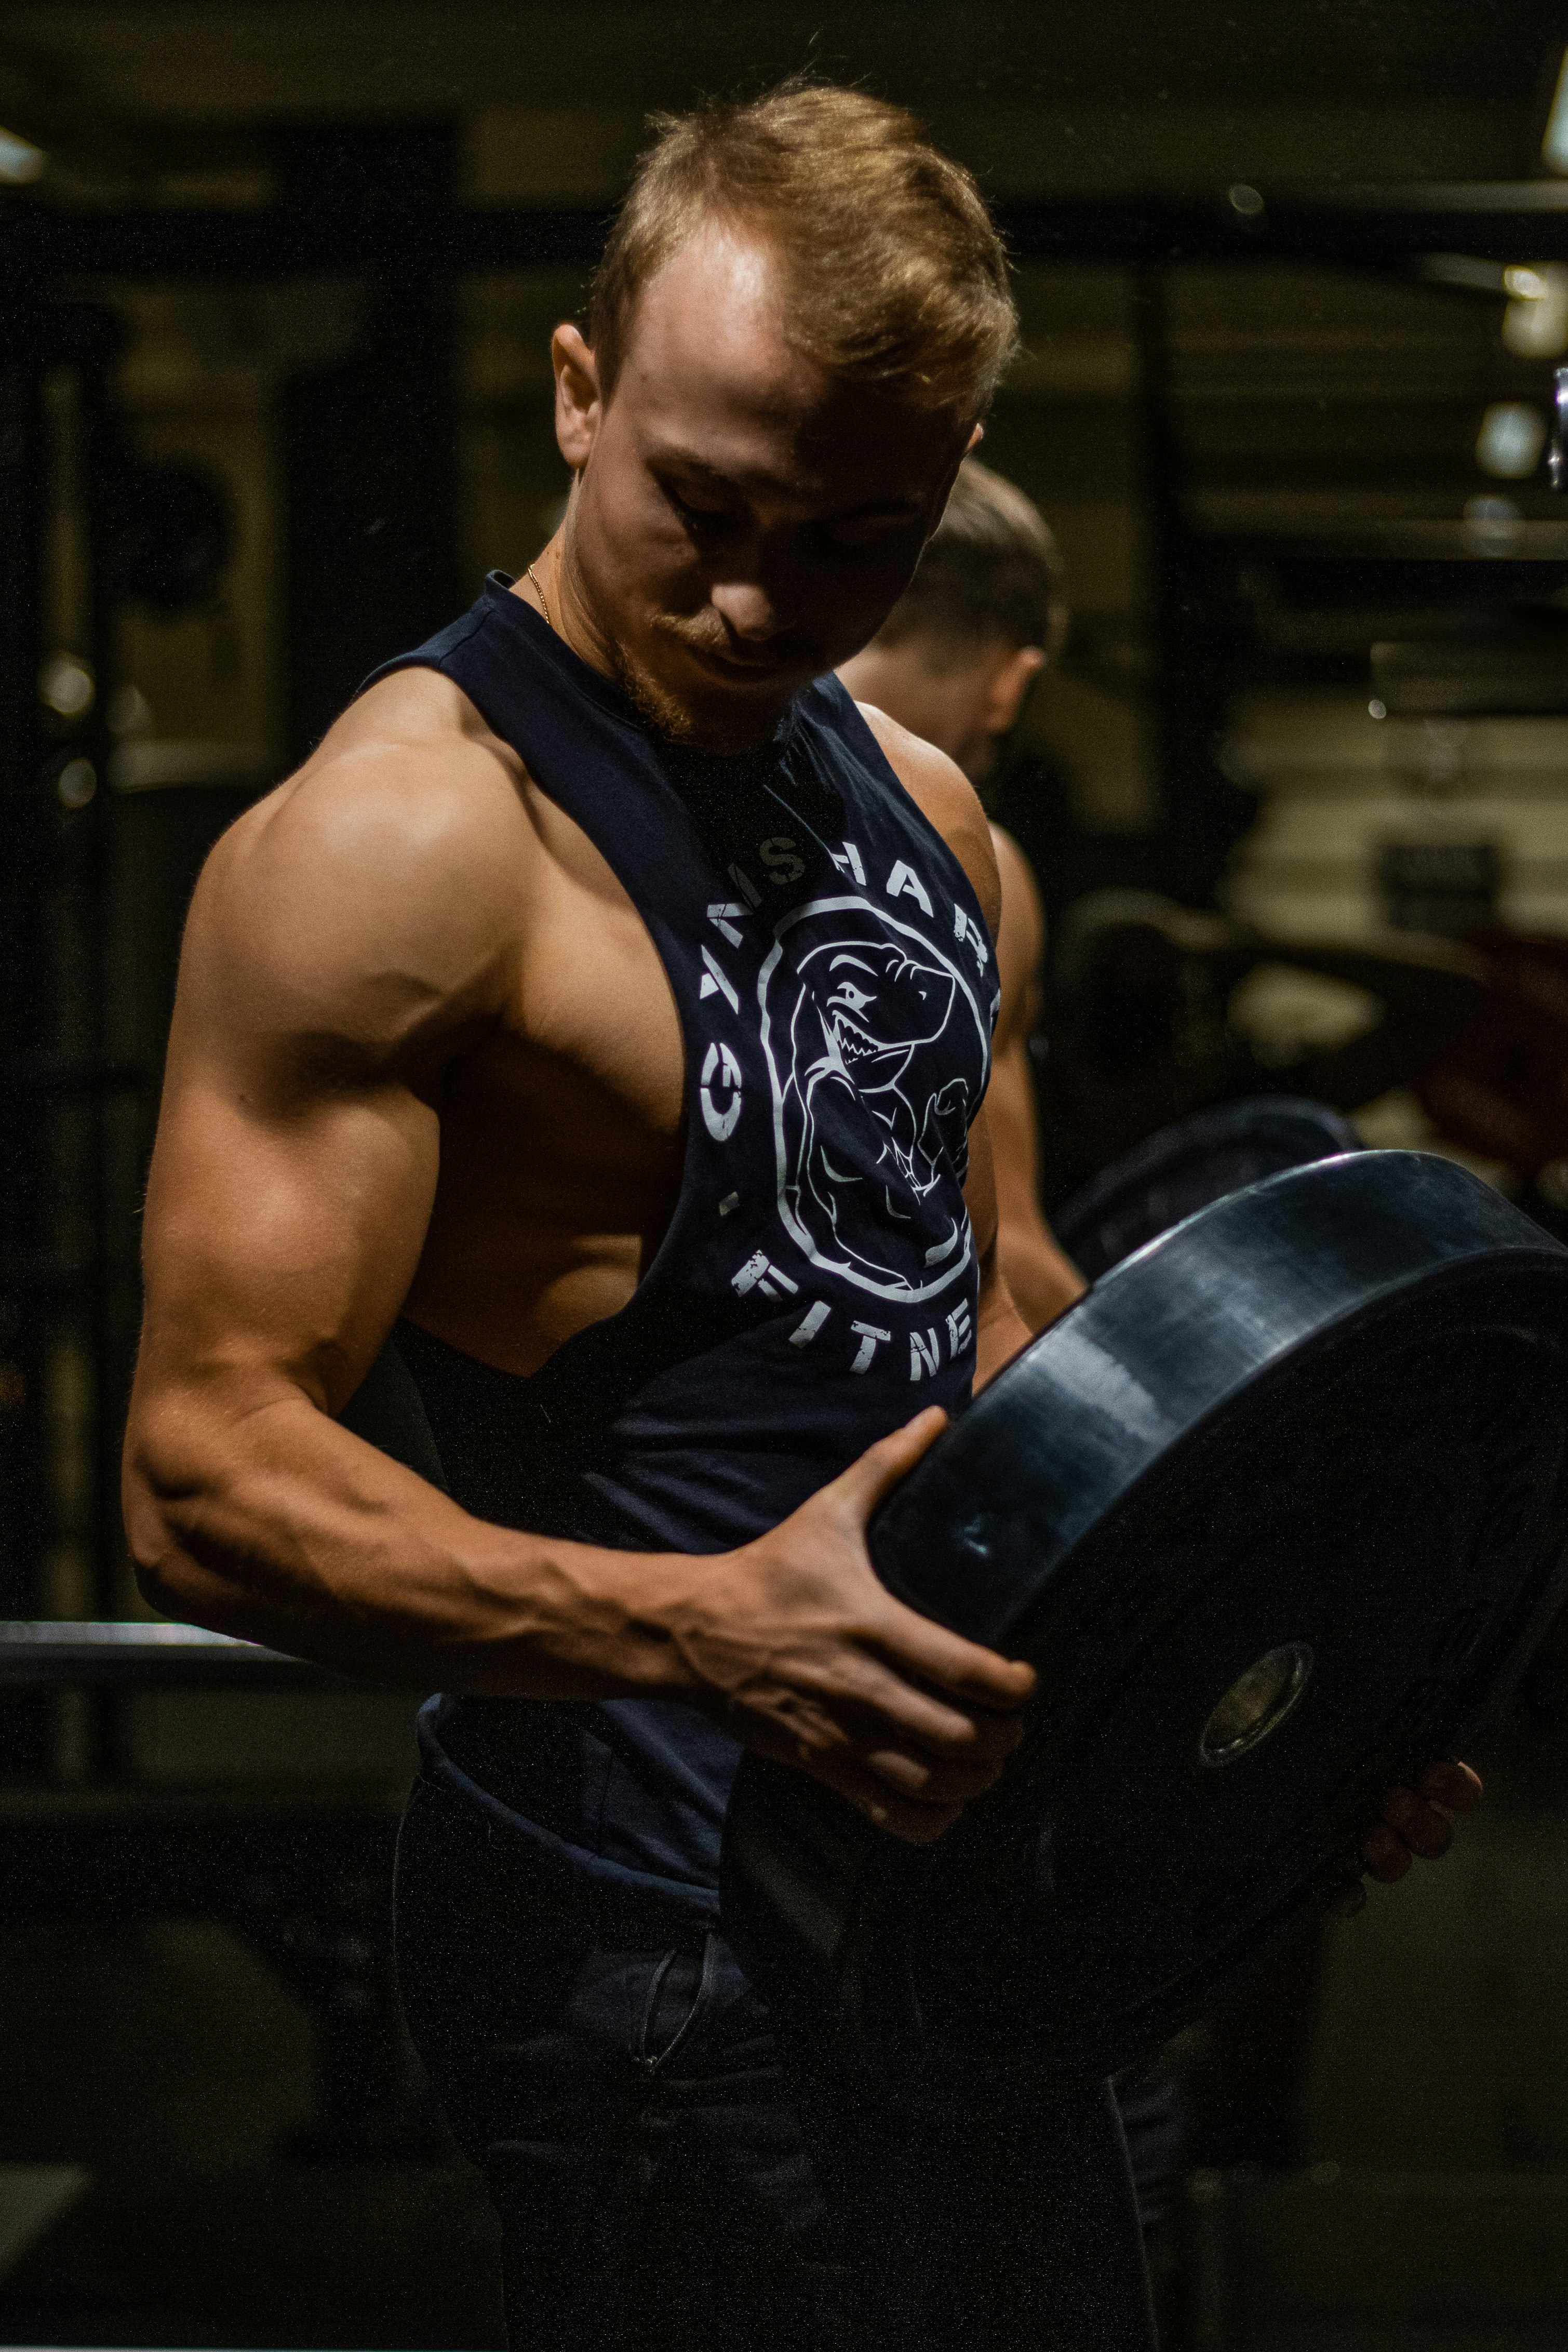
top-left (1199, 1642), bottom-right (1315, 1769)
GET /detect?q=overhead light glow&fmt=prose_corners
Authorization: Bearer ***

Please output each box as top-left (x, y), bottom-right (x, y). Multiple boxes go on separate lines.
top-left (38, 653), bottom-right (94, 717)
top-left (57, 759), bottom-right (97, 810)
top-left (1545, 47), bottom-right (1568, 171)
top-left (0, 126), bottom-right (46, 184)
top-left (1476, 402), bottom-right (1547, 478)
top-left (1462, 493), bottom-right (1523, 551)
top-left (1503, 261), bottom-right (1568, 357)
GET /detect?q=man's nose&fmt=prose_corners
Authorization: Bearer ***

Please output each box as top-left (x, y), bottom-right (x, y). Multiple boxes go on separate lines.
top-left (709, 578), bottom-right (798, 642)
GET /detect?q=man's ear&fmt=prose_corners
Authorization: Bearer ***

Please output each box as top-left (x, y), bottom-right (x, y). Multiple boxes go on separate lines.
top-left (553, 324), bottom-right (602, 471)
top-left (984, 644), bottom-right (1048, 738)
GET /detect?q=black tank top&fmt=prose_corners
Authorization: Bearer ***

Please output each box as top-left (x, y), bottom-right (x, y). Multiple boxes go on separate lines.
top-left (360, 573), bottom-right (1000, 1920)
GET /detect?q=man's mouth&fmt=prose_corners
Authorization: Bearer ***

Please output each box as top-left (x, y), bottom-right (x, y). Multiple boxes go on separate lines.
top-left (684, 642), bottom-right (797, 681)
top-left (655, 620), bottom-right (813, 685)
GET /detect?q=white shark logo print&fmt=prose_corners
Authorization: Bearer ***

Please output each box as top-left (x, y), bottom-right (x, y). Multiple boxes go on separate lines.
top-left (758, 893), bottom-right (989, 1302)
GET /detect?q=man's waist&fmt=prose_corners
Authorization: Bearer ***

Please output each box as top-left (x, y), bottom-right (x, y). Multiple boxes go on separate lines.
top-left (418, 1691), bottom-right (736, 1922)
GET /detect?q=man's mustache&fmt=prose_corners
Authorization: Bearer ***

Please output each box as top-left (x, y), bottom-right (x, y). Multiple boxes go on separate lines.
top-left (652, 612), bottom-right (819, 669)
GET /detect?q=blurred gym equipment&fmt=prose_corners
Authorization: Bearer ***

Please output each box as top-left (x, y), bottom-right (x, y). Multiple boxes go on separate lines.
top-left (1037, 895), bottom-right (1485, 1200)
top-left (1052, 1097), bottom-right (1362, 1280)
top-left (0, 1625), bottom-right (435, 2163)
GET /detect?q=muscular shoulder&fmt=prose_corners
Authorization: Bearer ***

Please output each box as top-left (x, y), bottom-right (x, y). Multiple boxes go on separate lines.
top-left (180, 669), bottom-right (532, 1078)
top-left (854, 701), bottom-right (1001, 940)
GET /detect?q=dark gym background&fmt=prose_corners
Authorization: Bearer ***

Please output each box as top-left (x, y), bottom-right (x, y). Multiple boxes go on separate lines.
top-left (5, 5), bottom-right (1568, 2346)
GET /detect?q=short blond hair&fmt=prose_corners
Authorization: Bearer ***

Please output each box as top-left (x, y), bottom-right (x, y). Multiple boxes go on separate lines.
top-left (877, 457), bottom-right (1068, 659)
top-left (588, 83), bottom-right (1017, 418)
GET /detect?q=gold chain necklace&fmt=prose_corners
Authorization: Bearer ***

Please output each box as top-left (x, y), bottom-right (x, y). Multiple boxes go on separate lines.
top-left (526, 560), bottom-right (553, 632)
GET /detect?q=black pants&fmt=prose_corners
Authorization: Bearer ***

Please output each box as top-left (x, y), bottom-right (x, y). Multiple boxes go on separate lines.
top-left (395, 1771), bottom-right (1158, 2352)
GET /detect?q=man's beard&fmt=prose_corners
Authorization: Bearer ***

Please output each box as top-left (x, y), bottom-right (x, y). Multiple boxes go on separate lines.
top-left (608, 636), bottom-right (714, 747)
top-left (608, 617), bottom-right (811, 754)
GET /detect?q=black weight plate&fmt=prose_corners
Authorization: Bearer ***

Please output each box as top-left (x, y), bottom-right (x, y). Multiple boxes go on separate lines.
top-left (721, 1150), bottom-right (1568, 2074)
top-left (1050, 1093), bottom-right (1362, 1280)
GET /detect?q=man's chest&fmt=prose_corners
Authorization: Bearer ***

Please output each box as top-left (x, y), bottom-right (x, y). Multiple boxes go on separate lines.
top-left (437, 768), bottom-right (997, 1265)
top-left (441, 864), bottom-right (686, 1210)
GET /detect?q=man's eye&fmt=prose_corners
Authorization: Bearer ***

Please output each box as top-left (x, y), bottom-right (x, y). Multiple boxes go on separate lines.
top-left (665, 483), bottom-right (735, 529)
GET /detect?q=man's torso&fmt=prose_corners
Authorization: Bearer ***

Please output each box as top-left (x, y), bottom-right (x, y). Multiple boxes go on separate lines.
top-left (305, 584), bottom-right (994, 1387)
top-left (298, 576), bottom-right (1001, 1903)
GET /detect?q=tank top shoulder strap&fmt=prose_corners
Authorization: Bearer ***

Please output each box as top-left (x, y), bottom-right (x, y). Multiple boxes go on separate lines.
top-left (359, 571), bottom-right (690, 883)
top-left (359, 574), bottom-right (995, 988)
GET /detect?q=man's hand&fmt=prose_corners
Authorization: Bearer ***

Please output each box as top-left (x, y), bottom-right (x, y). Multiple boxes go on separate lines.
top-left (670, 1408), bottom-right (1036, 1845)
top-left (1330, 1759), bottom-right (1484, 1917)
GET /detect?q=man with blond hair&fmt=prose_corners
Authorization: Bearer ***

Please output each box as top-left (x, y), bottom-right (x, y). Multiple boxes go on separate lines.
top-left (125, 84), bottom-right (1470, 2351)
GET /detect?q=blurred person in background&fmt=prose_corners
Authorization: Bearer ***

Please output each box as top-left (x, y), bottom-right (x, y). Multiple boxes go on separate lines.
top-left (838, 458), bottom-right (1085, 1330)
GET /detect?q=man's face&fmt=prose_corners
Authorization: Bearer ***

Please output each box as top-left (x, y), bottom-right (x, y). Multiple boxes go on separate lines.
top-left (554, 227), bottom-right (973, 751)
